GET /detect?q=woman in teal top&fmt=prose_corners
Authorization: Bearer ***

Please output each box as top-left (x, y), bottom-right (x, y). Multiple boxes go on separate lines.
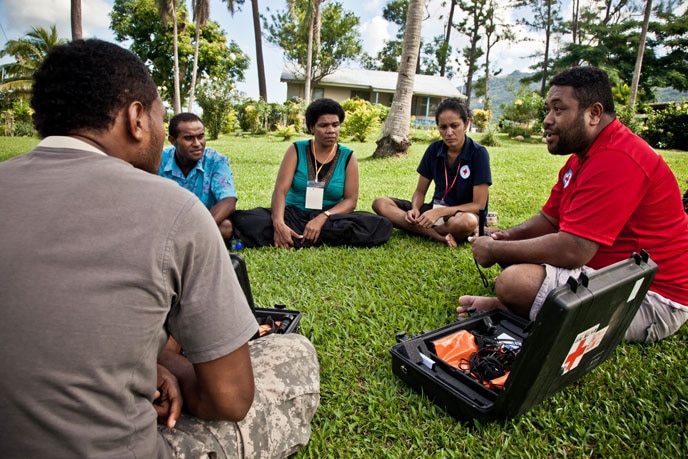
top-left (232, 98), bottom-right (392, 248)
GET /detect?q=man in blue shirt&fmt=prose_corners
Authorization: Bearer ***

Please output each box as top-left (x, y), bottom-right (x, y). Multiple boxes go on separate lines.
top-left (159, 113), bottom-right (237, 241)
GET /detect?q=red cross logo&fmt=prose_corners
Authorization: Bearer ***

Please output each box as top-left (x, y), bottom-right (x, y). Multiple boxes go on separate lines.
top-left (563, 338), bottom-right (588, 372)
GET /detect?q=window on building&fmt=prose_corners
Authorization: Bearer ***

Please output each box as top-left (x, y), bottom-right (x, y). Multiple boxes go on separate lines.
top-left (351, 90), bottom-right (371, 102)
top-left (312, 88), bottom-right (325, 100)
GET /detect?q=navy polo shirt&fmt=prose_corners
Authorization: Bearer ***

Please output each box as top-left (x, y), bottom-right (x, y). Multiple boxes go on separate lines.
top-left (416, 136), bottom-right (491, 206)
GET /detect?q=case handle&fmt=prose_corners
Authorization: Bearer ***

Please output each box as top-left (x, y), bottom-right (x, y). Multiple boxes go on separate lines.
top-left (566, 271), bottom-right (590, 292)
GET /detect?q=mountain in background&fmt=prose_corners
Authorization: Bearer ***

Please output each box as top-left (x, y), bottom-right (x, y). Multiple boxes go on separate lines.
top-left (468, 70), bottom-right (687, 122)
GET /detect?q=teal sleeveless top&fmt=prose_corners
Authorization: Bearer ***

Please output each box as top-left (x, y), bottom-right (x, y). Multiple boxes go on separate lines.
top-left (286, 139), bottom-right (353, 210)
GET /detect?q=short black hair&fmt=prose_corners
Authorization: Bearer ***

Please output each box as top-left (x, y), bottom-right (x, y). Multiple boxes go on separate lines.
top-left (305, 98), bottom-right (345, 132)
top-left (435, 97), bottom-right (471, 124)
top-left (169, 112), bottom-right (203, 137)
top-left (548, 66), bottom-right (615, 115)
top-left (31, 39), bottom-right (159, 138)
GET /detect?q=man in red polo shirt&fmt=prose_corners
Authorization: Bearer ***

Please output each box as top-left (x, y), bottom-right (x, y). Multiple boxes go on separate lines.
top-left (459, 66), bottom-right (688, 342)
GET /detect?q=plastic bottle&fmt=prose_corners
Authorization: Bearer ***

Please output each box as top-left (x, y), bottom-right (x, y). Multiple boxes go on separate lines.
top-left (230, 237), bottom-right (243, 251)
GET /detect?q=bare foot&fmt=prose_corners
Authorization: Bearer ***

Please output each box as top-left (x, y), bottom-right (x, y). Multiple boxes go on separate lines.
top-left (457, 295), bottom-right (506, 318)
top-left (445, 233), bottom-right (458, 248)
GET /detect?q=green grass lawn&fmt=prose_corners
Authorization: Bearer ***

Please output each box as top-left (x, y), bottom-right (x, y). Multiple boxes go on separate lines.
top-left (1, 133), bottom-right (687, 458)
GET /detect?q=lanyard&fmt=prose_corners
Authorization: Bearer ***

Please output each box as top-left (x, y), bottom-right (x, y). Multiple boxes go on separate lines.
top-left (310, 141), bottom-right (337, 181)
top-left (442, 158), bottom-right (461, 202)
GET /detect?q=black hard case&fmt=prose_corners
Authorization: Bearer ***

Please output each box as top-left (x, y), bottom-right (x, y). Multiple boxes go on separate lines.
top-left (390, 252), bottom-right (657, 422)
top-left (230, 253), bottom-right (302, 335)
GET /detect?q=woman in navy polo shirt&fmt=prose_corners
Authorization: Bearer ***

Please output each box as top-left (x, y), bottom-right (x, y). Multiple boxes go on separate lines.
top-left (372, 98), bottom-right (492, 246)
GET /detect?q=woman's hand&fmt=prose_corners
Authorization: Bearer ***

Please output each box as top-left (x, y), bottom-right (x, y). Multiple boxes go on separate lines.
top-left (303, 213), bottom-right (328, 243)
top-left (273, 221), bottom-right (302, 248)
top-left (404, 208), bottom-right (421, 225)
top-left (415, 207), bottom-right (444, 228)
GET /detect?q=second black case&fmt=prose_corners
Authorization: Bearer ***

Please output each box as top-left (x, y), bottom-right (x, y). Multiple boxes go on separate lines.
top-left (230, 253), bottom-right (302, 336)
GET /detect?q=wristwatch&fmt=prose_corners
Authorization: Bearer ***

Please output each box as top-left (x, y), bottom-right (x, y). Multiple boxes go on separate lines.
top-left (323, 210), bottom-right (331, 218)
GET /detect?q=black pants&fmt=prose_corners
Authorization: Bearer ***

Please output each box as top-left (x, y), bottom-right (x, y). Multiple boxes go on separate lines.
top-left (232, 206), bottom-right (393, 248)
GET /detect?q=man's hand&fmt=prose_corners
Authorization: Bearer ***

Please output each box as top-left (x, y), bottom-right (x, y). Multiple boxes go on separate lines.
top-left (154, 364), bottom-right (183, 429)
top-left (468, 235), bottom-right (498, 267)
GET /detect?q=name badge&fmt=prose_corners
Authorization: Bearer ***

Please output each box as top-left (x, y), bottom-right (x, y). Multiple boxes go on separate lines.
top-left (305, 181), bottom-right (325, 210)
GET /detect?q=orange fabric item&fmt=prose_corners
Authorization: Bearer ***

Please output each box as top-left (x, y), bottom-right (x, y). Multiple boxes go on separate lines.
top-left (432, 330), bottom-right (479, 368)
top-left (259, 321), bottom-right (281, 336)
top-left (433, 330), bottom-right (511, 390)
top-left (486, 372), bottom-right (509, 390)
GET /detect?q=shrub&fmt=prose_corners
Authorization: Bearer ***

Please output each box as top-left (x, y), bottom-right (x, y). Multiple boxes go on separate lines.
top-left (196, 78), bottom-right (239, 140)
top-left (1, 99), bottom-right (34, 137)
top-left (275, 123), bottom-right (298, 141)
top-left (641, 102), bottom-right (688, 151)
top-left (498, 89), bottom-right (544, 138)
top-left (281, 98), bottom-right (305, 134)
top-left (479, 128), bottom-right (499, 147)
top-left (235, 99), bottom-right (273, 134)
top-left (341, 98), bottom-right (383, 142)
top-left (616, 105), bottom-right (643, 136)
top-left (472, 109), bottom-right (491, 132)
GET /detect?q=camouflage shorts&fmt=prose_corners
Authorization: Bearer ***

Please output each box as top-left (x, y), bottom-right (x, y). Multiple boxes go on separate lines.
top-left (158, 333), bottom-right (320, 459)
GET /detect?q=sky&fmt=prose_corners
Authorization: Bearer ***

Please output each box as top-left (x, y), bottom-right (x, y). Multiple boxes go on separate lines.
top-left (0, 0), bottom-right (543, 103)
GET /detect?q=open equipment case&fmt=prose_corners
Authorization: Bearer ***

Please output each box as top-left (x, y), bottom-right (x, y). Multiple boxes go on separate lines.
top-left (230, 253), bottom-right (302, 338)
top-left (390, 251), bottom-right (657, 422)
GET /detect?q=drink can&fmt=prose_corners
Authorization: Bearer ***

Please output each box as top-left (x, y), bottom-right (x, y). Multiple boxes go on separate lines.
top-left (487, 211), bottom-right (498, 227)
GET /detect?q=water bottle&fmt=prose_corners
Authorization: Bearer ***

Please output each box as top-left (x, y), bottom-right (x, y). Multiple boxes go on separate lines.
top-left (230, 237), bottom-right (243, 251)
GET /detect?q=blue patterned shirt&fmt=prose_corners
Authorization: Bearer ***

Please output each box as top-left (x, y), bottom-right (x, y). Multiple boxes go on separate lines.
top-left (158, 146), bottom-right (237, 209)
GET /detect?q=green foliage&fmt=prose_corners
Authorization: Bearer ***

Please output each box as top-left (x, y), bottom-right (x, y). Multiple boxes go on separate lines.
top-left (341, 98), bottom-right (384, 142)
top-left (642, 102), bottom-right (688, 151)
top-left (274, 124), bottom-right (299, 142)
top-left (472, 109), bottom-right (492, 132)
top-left (552, 6), bottom-right (688, 102)
top-left (498, 89), bottom-right (544, 138)
top-left (110, 0), bottom-right (249, 109)
top-left (281, 99), bottom-right (306, 134)
top-left (234, 99), bottom-right (276, 135)
top-left (479, 128), bottom-right (500, 147)
top-left (263, 1), bottom-right (362, 84)
top-left (616, 105), bottom-right (643, 136)
top-left (612, 82), bottom-right (631, 106)
top-left (1, 98), bottom-right (34, 137)
top-left (195, 78), bottom-right (239, 140)
top-left (0, 25), bottom-right (67, 97)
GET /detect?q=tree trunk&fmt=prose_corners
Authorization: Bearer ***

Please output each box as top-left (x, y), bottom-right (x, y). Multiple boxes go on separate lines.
top-left (629, 0), bottom-right (652, 107)
top-left (188, 22), bottom-right (201, 112)
top-left (373, 0), bottom-right (423, 159)
top-left (172, 3), bottom-right (182, 114)
top-left (304, 13), bottom-right (314, 107)
top-left (539, 1), bottom-right (552, 98)
top-left (71, 0), bottom-right (83, 41)
top-left (252, 0), bottom-right (268, 101)
top-left (441, 0), bottom-right (456, 77)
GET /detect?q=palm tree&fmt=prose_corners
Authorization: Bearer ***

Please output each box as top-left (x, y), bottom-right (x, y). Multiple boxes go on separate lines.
top-left (629, 0), bottom-right (652, 107)
top-left (372, 0), bottom-right (423, 158)
top-left (188, 0), bottom-right (210, 112)
top-left (158, 0), bottom-right (182, 114)
top-left (289, 0), bottom-right (324, 106)
top-left (71, 0), bottom-right (83, 40)
top-left (250, 0), bottom-right (268, 101)
top-left (221, 0), bottom-right (267, 101)
top-left (0, 25), bottom-right (67, 95)
top-left (441, 0), bottom-right (457, 77)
